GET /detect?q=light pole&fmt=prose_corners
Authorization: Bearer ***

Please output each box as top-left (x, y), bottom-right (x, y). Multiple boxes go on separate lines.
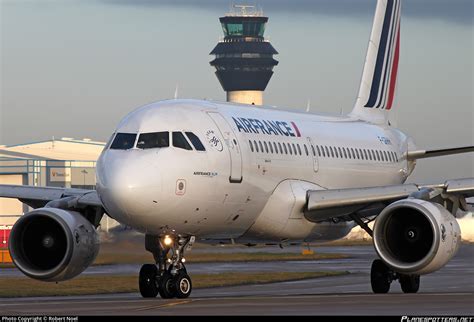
top-left (81, 169), bottom-right (88, 188)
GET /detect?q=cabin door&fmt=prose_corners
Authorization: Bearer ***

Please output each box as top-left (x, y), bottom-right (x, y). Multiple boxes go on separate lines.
top-left (207, 112), bottom-right (243, 183)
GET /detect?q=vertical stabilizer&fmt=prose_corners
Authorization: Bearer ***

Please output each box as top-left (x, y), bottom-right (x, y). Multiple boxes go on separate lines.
top-left (350, 0), bottom-right (402, 124)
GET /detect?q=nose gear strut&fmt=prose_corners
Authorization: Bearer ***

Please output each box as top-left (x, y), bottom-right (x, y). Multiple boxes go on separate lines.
top-left (139, 234), bottom-right (195, 299)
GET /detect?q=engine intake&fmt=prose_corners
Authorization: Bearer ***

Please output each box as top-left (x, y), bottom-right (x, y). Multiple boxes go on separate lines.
top-left (9, 208), bottom-right (99, 282)
top-left (373, 199), bottom-right (460, 275)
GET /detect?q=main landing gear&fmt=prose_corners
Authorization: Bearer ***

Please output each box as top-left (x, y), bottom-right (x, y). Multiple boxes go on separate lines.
top-left (370, 259), bottom-right (420, 294)
top-left (139, 234), bottom-right (195, 299)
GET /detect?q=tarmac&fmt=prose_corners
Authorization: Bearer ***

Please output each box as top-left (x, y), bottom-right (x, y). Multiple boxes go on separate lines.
top-left (0, 244), bottom-right (473, 315)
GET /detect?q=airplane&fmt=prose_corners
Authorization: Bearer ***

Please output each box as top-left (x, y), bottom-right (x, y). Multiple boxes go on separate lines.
top-left (1, 0), bottom-right (473, 299)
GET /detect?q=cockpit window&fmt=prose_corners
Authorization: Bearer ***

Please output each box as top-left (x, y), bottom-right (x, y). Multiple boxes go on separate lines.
top-left (104, 133), bottom-right (115, 150)
top-left (110, 133), bottom-right (136, 150)
top-left (185, 132), bottom-right (206, 151)
top-left (136, 132), bottom-right (169, 149)
top-left (172, 132), bottom-right (192, 150)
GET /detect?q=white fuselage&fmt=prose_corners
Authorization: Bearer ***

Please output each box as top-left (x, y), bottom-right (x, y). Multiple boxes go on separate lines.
top-left (96, 99), bottom-right (415, 243)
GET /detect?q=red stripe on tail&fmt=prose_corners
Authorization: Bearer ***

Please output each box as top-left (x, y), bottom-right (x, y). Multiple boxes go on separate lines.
top-left (387, 26), bottom-right (400, 110)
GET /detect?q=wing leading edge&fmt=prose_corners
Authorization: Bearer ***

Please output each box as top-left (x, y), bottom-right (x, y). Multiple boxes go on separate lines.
top-left (0, 184), bottom-right (103, 209)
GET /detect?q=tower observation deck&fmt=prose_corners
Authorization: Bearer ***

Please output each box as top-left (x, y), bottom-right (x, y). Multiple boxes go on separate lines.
top-left (210, 5), bottom-right (278, 105)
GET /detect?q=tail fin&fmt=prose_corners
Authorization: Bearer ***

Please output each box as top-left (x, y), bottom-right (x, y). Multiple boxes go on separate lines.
top-left (350, 0), bottom-right (402, 124)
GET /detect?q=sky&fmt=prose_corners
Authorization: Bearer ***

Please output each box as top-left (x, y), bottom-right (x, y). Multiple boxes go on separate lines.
top-left (0, 0), bottom-right (473, 183)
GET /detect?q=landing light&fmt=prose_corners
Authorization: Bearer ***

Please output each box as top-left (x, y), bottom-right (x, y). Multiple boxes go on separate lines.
top-left (163, 235), bottom-right (173, 246)
top-left (181, 258), bottom-right (186, 263)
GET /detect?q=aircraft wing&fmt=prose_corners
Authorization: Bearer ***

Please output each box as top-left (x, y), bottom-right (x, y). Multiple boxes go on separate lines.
top-left (0, 184), bottom-right (103, 209)
top-left (305, 178), bottom-right (474, 223)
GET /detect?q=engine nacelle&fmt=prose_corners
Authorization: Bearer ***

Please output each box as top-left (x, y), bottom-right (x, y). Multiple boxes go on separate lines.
top-left (373, 199), bottom-right (461, 275)
top-left (9, 208), bottom-right (100, 282)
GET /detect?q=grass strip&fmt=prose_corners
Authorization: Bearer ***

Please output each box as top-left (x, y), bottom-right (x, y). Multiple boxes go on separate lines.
top-left (93, 252), bottom-right (348, 265)
top-left (0, 271), bottom-right (347, 298)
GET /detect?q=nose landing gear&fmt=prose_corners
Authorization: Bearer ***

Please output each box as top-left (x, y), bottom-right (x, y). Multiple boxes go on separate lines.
top-left (139, 234), bottom-right (195, 299)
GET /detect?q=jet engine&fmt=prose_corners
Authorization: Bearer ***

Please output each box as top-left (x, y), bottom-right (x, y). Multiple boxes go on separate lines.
top-left (9, 207), bottom-right (100, 282)
top-left (373, 199), bottom-right (461, 275)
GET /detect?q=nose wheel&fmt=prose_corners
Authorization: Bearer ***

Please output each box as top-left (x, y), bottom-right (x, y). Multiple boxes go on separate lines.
top-left (139, 234), bottom-right (195, 299)
top-left (139, 264), bottom-right (159, 298)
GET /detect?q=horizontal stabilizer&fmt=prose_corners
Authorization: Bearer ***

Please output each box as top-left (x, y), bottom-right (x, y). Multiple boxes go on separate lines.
top-left (407, 146), bottom-right (474, 160)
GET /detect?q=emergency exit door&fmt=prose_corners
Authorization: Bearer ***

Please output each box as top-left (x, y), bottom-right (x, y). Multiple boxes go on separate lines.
top-left (307, 137), bottom-right (319, 172)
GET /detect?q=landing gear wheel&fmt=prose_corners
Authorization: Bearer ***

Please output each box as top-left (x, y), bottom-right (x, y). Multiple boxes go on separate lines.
top-left (139, 264), bottom-right (159, 298)
top-left (174, 272), bottom-right (192, 298)
top-left (371, 259), bottom-right (391, 293)
top-left (159, 272), bottom-right (177, 299)
top-left (399, 274), bottom-right (420, 293)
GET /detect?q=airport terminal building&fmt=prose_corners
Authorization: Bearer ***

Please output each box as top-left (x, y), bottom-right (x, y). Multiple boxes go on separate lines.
top-left (0, 137), bottom-right (105, 226)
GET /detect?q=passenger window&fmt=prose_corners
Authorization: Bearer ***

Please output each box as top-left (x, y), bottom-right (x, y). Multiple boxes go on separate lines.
top-left (273, 142), bottom-right (278, 154)
top-left (249, 140), bottom-right (254, 152)
top-left (264, 141), bottom-right (269, 153)
top-left (185, 132), bottom-right (206, 151)
top-left (283, 143), bottom-right (288, 154)
top-left (376, 150), bottom-right (380, 161)
top-left (278, 142), bottom-right (283, 154)
top-left (338, 147), bottom-right (342, 158)
top-left (137, 132), bottom-right (169, 149)
top-left (172, 132), bottom-right (192, 150)
top-left (259, 141), bottom-right (264, 153)
top-left (343, 148), bottom-right (347, 159)
top-left (304, 144), bottom-right (309, 156)
top-left (334, 147), bottom-right (339, 158)
top-left (330, 147), bottom-right (334, 158)
top-left (293, 143), bottom-right (298, 155)
top-left (110, 133), bottom-right (137, 150)
top-left (288, 143), bottom-right (293, 155)
top-left (254, 140), bottom-right (259, 153)
top-left (356, 149), bottom-right (360, 159)
top-left (316, 145), bottom-right (320, 157)
top-left (363, 149), bottom-right (368, 160)
top-left (324, 146), bottom-right (329, 157)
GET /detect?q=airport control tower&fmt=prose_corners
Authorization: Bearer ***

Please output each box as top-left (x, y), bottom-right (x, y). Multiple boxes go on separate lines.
top-left (210, 5), bottom-right (278, 105)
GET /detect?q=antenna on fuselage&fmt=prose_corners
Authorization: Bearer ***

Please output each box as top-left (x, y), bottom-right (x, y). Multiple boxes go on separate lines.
top-left (306, 99), bottom-right (311, 112)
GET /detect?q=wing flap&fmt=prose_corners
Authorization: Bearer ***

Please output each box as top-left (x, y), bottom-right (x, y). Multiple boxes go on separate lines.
top-left (445, 178), bottom-right (474, 195)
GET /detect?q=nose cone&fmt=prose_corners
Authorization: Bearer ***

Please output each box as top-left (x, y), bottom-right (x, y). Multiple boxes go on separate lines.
top-left (96, 150), bottom-right (159, 223)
